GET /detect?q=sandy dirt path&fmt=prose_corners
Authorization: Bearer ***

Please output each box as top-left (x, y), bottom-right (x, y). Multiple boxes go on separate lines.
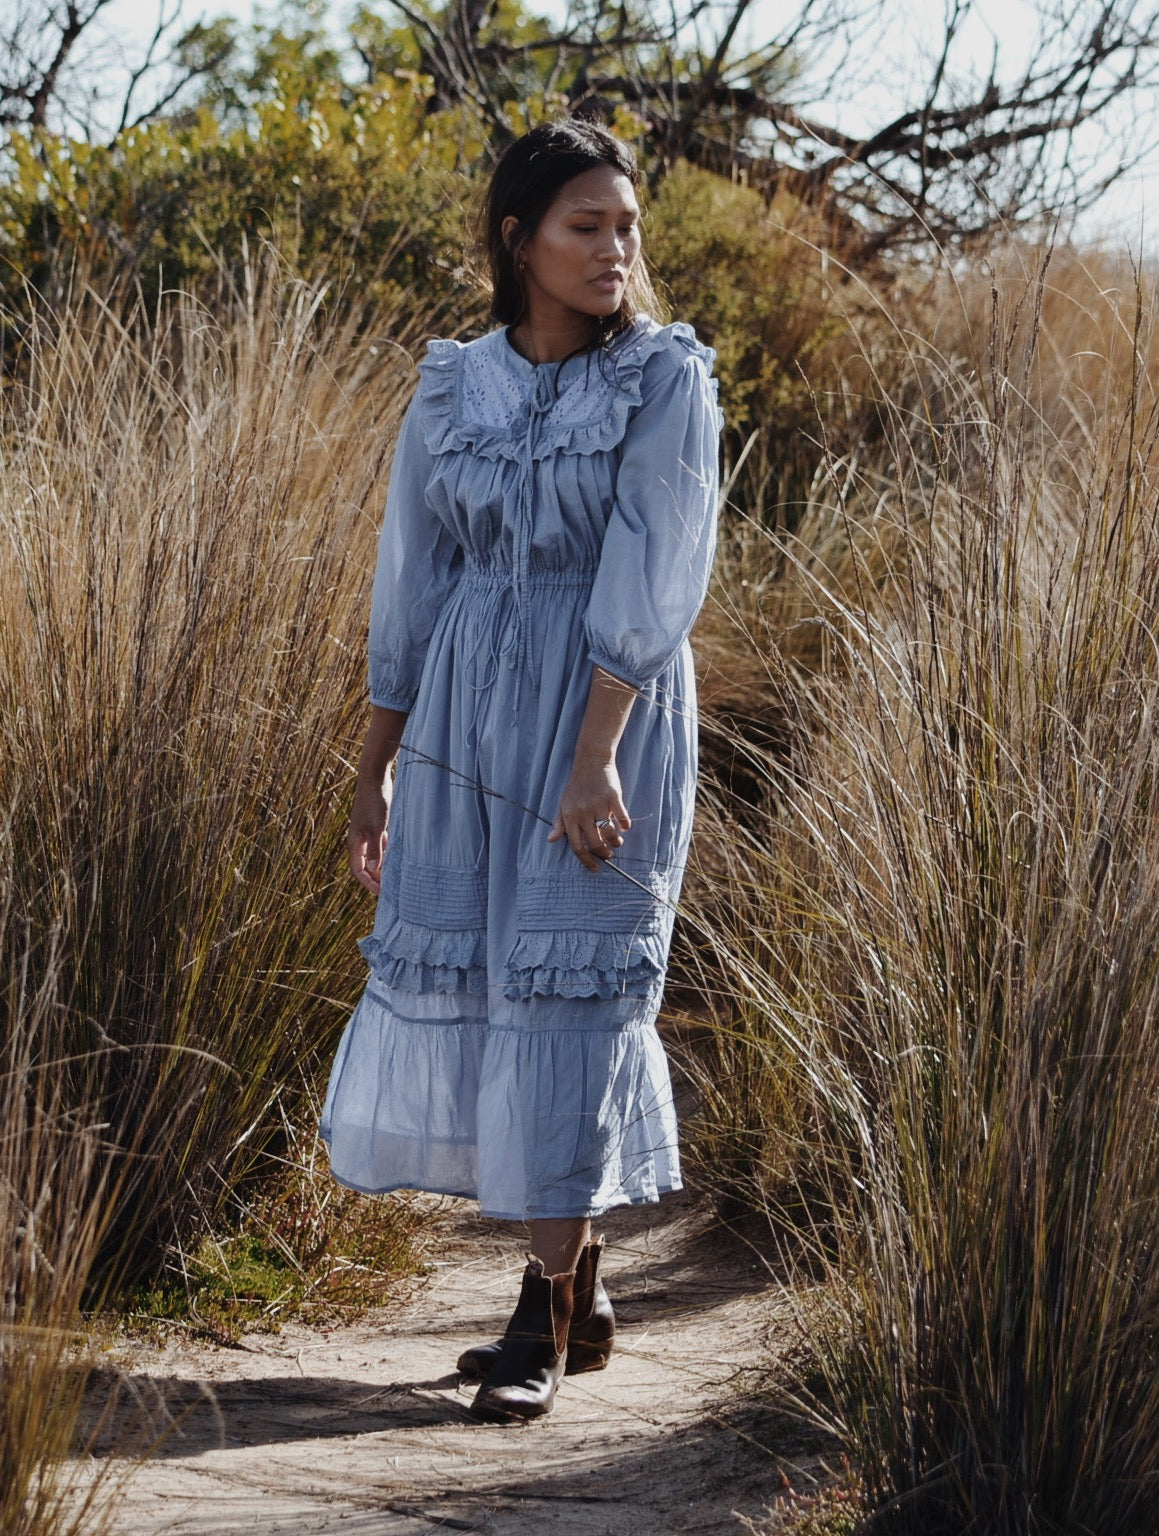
top-left (89, 1192), bottom-right (813, 1535)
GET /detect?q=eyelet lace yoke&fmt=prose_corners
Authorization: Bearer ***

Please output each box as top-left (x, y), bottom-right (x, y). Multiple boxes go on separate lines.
top-left (416, 319), bottom-right (715, 464)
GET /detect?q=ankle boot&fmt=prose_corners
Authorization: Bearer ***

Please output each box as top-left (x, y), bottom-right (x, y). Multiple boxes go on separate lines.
top-left (469, 1257), bottom-right (574, 1423)
top-left (457, 1236), bottom-right (615, 1380)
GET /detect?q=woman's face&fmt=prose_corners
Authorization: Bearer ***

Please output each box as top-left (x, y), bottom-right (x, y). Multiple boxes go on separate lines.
top-left (504, 164), bottom-right (642, 330)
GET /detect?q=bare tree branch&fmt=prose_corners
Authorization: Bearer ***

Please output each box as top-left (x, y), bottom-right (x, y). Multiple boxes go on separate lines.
top-left (0, 0), bottom-right (117, 128)
top-left (550, 0), bottom-right (1159, 248)
top-left (117, 0), bottom-right (182, 134)
top-left (4, 0), bottom-right (1155, 256)
top-left (29, 0), bottom-right (114, 126)
top-left (0, 0), bottom-right (237, 141)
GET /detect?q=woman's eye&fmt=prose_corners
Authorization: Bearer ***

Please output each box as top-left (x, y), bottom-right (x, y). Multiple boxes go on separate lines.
top-left (573, 224), bottom-right (597, 233)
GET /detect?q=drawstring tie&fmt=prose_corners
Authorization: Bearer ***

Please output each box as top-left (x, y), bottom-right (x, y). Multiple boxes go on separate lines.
top-left (509, 368), bottom-right (557, 686)
top-left (463, 363), bottom-right (597, 733)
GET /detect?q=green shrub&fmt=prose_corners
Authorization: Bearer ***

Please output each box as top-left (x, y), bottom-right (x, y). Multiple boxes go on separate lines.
top-left (646, 164), bottom-right (874, 520)
top-left (0, 75), bottom-right (486, 327)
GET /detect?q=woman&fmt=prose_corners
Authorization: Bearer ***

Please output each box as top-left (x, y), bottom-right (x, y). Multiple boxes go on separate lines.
top-left (321, 117), bottom-right (722, 1423)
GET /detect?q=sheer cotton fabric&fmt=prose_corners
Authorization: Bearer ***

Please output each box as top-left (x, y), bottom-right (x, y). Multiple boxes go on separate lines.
top-left (321, 317), bottom-right (722, 1219)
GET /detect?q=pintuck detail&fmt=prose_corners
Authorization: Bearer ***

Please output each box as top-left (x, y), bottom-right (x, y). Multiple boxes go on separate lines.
top-left (503, 869), bottom-right (670, 1001)
top-left (400, 860), bottom-right (488, 926)
top-left (359, 858), bottom-right (489, 997)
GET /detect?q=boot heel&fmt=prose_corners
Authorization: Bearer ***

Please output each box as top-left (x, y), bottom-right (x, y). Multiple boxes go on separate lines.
top-left (564, 1331), bottom-right (613, 1374)
top-left (565, 1234), bottom-right (614, 1374)
top-left (458, 1237), bottom-right (616, 1381)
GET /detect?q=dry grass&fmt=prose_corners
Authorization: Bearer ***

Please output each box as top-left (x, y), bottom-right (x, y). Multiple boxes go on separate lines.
top-left (0, 261), bottom-right (435, 1530)
top-left (680, 244), bottom-right (1159, 1533)
top-left (0, 858), bottom-right (124, 1536)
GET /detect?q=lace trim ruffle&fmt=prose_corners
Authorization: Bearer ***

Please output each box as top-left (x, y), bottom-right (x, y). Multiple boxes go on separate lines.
top-left (360, 858), bottom-right (489, 996)
top-left (416, 321), bottom-right (716, 464)
top-left (359, 924), bottom-right (488, 996)
top-left (502, 926), bottom-right (667, 1001)
top-left (500, 866), bottom-right (672, 1000)
top-left (361, 854), bottom-right (676, 1002)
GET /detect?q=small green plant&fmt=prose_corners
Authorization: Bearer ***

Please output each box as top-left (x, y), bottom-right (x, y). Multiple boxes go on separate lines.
top-left (737, 1464), bottom-right (865, 1535)
top-left (121, 1140), bottom-right (426, 1344)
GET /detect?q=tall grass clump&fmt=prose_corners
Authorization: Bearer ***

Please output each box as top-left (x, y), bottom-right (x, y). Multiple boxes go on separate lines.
top-left (683, 249), bottom-right (1159, 1533)
top-left (0, 853), bottom-right (123, 1536)
top-left (0, 263), bottom-right (429, 1297)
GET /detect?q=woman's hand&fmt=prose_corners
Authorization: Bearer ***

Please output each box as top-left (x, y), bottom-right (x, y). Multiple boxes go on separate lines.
top-left (548, 756), bottom-right (631, 873)
top-left (348, 773), bottom-right (393, 895)
top-left (347, 705), bottom-right (408, 895)
top-left (549, 666), bottom-right (638, 872)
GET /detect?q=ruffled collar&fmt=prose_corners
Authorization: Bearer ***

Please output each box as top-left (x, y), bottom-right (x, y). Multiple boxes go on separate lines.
top-left (415, 317), bottom-right (712, 464)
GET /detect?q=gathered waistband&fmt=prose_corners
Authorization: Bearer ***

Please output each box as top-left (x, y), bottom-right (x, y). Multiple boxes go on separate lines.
top-left (454, 563), bottom-right (594, 706)
top-left (461, 564), bottom-right (596, 592)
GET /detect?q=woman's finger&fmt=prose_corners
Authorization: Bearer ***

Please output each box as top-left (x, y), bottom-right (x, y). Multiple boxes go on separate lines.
top-left (346, 831), bottom-right (364, 882)
top-left (586, 816), bottom-right (615, 860)
top-left (565, 814), bottom-right (600, 872)
top-left (348, 826), bottom-right (386, 893)
top-left (552, 788), bottom-right (632, 869)
top-left (363, 839), bottom-right (385, 894)
top-left (567, 811), bottom-right (630, 869)
top-left (596, 811), bottom-right (625, 850)
top-left (350, 847), bottom-right (378, 894)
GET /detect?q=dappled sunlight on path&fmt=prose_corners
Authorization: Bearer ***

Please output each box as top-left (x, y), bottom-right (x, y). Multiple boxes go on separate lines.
top-left (82, 1192), bottom-right (820, 1535)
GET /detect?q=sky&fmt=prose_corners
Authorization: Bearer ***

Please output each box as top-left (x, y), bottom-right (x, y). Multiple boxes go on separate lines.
top-left (85, 0), bottom-right (1159, 253)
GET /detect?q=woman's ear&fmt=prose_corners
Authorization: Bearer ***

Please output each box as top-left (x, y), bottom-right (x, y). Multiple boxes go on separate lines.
top-left (501, 215), bottom-right (520, 254)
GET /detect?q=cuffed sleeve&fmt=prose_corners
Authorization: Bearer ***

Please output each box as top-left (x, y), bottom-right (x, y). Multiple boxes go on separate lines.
top-left (368, 397), bottom-right (462, 711)
top-left (583, 345), bottom-right (721, 690)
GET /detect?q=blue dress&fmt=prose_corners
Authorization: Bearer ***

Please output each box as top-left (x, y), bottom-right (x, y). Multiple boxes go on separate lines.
top-left (321, 316), bottom-right (722, 1220)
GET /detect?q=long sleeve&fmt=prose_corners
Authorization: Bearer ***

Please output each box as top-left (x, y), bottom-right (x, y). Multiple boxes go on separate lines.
top-left (368, 396), bottom-right (462, 711)
top-left (583, 343), bottom-right (721, 690)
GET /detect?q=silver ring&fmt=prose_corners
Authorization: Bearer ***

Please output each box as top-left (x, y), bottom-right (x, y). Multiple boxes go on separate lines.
top-left (595, 817), bottom-right (615, 829)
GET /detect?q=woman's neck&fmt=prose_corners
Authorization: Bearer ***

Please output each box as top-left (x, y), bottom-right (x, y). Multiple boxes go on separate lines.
top-left (507, 313), bottom-right (596, 365)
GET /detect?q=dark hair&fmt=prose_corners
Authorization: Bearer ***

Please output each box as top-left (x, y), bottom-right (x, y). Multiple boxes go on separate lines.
top-left (484, 118), bottom-right (660, 342)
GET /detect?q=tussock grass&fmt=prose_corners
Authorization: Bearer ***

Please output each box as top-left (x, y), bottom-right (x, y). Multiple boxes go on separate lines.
top-left (0, 263), bottom-right (433, 1530)
top-left (6, 227), bottom-right (1159, 1536)
top-left (0, 855), bottom-right (123, 1536)
top-left (1, 264), bottom-right (426, 1289)
top-left (683, 248), bottom-right (1159, 1533)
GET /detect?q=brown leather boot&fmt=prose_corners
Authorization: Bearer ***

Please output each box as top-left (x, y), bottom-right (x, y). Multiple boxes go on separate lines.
top-left (469, 1257), bottom-right (574, 1423)
top-left (457, 1236), bottom-right (615, 1380)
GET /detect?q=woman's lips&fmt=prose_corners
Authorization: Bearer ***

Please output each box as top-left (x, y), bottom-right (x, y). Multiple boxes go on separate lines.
top-left (591, 272), bottom-right (624, 290)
